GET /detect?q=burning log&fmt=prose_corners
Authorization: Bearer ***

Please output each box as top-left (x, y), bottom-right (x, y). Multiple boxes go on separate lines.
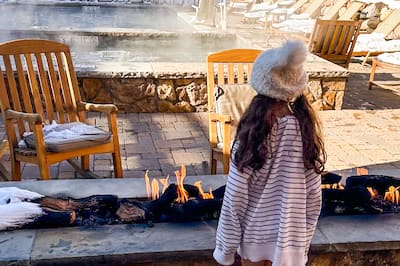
top-left (2, 167), bottom-right (225, 231)
top-left (7, 183), bottom-right (224, 230)
top-left (321, 173), bottom-right (400, 215)
top-left (346, 175), bottom-right (400, 195)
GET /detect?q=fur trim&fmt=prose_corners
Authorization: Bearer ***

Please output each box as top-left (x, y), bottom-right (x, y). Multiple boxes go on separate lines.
top-left (251, 40), bottom-right (308, 101)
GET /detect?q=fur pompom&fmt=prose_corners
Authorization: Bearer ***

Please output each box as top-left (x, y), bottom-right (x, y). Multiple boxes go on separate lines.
top-left (251, 40), bottom-right (308, 101)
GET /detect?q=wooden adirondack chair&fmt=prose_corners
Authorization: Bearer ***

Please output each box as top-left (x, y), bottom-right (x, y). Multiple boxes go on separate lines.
top-left (207, 49), bottom-right (261, 174)
top-left (0, 39), bottom-right (123, 180)
top-left (309, 19), bottom-right (362, 68)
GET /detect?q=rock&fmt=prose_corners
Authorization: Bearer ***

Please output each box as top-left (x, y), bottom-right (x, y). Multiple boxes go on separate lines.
top-left (158, 100), bottom-right (195, 112)
top-left (195, 104), bottom-right (208, 112)
top-left (335, 90), bottom-right (345, 110)
top-left (157, 81), bottom-right (176, 101)
top-left (82, 79), bottom-right (103, 100)
top-left (107, 79), bottom-right (155, 102)
top-left (367, 16), bottom-right (381, 30)
top-left (176, 81), bottom-right (207, 107)
top-left (119, 98), bottom-right (156, 112)
top-left (177, 86), bottom-right (189, 102)
top-left (307, 80), bottom-right (323, 100)
top-left (323, 91), bottom-right (336, 110)
top-left (322, 80), bottom-right (346, 92)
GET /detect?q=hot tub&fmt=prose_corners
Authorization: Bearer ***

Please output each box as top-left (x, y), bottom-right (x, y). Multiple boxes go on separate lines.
top-left (0, 3), bottom-right (241, 65)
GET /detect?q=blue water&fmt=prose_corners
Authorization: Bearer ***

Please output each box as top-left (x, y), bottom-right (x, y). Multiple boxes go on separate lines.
top-left (0, 4), bottom-right (190, 31)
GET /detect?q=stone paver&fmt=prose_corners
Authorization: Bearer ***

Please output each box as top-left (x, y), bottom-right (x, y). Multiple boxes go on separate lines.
top-left (0, 60), bottom-right (400, 181)
top-left (1, 107), bottom-right (400, 180)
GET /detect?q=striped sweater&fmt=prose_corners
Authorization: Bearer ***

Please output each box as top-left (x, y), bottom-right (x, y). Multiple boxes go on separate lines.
top-left (213, 115), bottom-right (321, 266)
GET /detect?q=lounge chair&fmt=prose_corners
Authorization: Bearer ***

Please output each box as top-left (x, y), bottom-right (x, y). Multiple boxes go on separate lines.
top-left (268, 0), bottom-right (349, 35)
top-left (369, 52), bottom-right (400, 90)
top-left (244, 0), bottom-right (307, 23)
top-left (353, 8), bottom-right (400, 60)
top-left (337, 1), bottom-right (365, 20)
top-left (309, 19), bottom-right (362, 68)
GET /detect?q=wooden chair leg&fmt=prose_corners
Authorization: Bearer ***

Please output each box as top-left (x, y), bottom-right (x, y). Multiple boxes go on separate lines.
top-left (11, 159), bottom-right (21, 181)
top-left (111, 132), bottom-right (123, 178)
top-left (81, 155), bottom-right (90, 171)
top-left (210, 152), bottom-right (217, 175)
top-left (39, 164), bottom-right (50, 180)
top-left (369, 59), bottom-right (378, 90)
top-left (112, 152), bottom-right (123, 178)
top-left (222, 153), bottom-right (230, 174)
top-left (109, 112), bottom-right (123, 178)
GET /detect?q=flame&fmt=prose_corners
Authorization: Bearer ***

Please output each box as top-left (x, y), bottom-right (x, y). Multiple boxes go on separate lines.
top-left (159, 175), bottom-right (170, 193)
top-left (367, 187), bottom-right (378, 198)
top-left (194, 181), bottom-right (214, 200)
top-left (175, 165), bottom-right (189, 204)
top-left (331, 183), bottom-right (345, 190)
top-left (151, 179), bottom-right (160, 200)
top-left (145, 170), bottom-right (151, 199)
top-left (383, 186), bottom-right (400, 205)
top-left (321, 183), bottom-right (345, 190)
top-left (145, 165), bottom-right (215, 203)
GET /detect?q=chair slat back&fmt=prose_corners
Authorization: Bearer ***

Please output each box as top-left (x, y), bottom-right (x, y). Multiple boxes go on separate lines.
top-left (0, 39), bottom-right (84, 139)
top-left (302, 0), bottom-right (326, 18)
top-left (338, 2), bottom-right (365, 20)
top-left (374, 8), bottom-right (400, 38)
top-left (290, 0), bottom-right (309, 14)
top-left (206, 49), bottom-right (262, 111)
top-left (321, 0), bottom-right (349, 20)
top-left (309, 19), bottom-right (361, 68)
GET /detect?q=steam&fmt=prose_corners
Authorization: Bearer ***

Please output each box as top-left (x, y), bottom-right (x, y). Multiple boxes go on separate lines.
top-left (0, 1), bottom-right (239, 67)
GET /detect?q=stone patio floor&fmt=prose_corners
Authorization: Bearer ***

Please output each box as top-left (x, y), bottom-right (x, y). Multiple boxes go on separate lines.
top-left (1, 61), bottom-right (400, 181)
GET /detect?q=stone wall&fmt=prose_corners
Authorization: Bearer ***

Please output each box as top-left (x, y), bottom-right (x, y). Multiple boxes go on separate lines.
top-left (306, 77), bottom-right (347, 111)
top-left (78, 74), bottom-right (347, 112)
top-left (78, 74), bottom-right (208, 113)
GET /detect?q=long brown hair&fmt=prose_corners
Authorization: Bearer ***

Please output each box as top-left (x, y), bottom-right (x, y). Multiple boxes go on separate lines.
top-left (233, 94), bottom-right (326, 174)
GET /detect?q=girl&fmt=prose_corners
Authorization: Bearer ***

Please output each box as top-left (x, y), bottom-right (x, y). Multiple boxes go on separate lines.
top-left (213, 40), bottom-right (326, 266)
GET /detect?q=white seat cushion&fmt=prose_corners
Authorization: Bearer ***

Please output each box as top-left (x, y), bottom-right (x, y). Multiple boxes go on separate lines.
top-left (377, 52), bottom-right (400, 66)
top-left (214, 84), bottom-right (256, 145)
top-left (24, 122), bottom-right (111, 152)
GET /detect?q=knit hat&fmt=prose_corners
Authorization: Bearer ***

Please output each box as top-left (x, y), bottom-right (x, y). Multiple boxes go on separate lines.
top-left (251, 40), bottom-right (308, 101)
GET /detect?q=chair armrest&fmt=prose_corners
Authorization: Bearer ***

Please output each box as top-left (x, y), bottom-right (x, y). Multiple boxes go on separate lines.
top-left (209, 112), bottom-right (232, 124)
top-left (4, 109), bottom-right (42, 124)
top-left (78, 102), bottom-right (118, 114)
top-left (209, 112), bottom-right (232, 151)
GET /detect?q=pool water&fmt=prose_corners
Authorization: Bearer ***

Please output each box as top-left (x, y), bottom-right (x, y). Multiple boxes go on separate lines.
top-left (0, 3), bottom-right (243, 64)
top-left (0, 4), bottom-right (190, 31)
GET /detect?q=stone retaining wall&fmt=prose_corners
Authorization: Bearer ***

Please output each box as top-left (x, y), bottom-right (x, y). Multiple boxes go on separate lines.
top-left (78, 73), bottom-right (347, 112)
top-left (79, 74), bottom-right (208, 113)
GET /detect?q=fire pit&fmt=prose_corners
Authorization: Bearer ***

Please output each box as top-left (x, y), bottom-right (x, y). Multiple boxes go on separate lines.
top-left (4, 167), bottom-right (400, 231)
top-left (1, 166), bottom-right (226, 230)
top-left (2, 174), bottom-right (400, 266)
